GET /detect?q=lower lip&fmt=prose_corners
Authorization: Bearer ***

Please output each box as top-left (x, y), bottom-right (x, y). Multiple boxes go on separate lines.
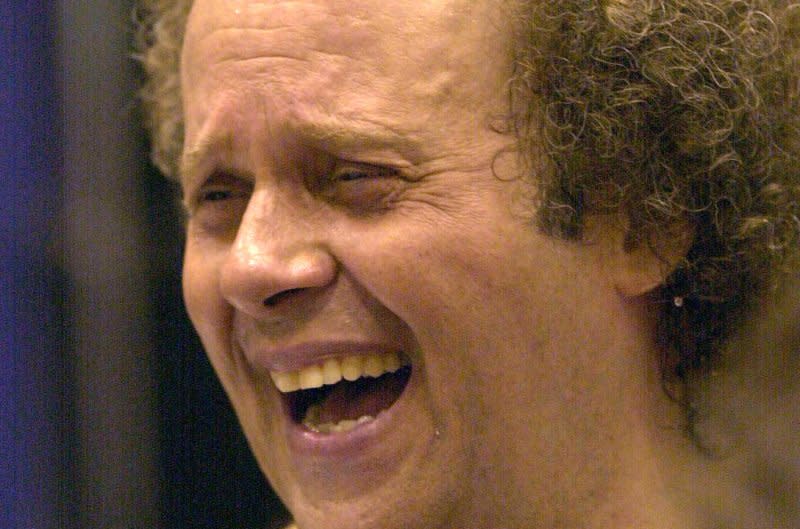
top-left (283, 367), bottom-right (416, 458)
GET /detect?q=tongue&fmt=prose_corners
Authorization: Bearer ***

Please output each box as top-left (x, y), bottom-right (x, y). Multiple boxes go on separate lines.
top-left (316, 370), bottom-right (408, 423)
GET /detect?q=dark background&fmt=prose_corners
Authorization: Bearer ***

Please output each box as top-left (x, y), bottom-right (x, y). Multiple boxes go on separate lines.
top-left (2, 2), bottom-right (288, 528)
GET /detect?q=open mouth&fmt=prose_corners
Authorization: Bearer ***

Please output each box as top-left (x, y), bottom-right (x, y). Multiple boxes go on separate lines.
top-left (270, 352), bottom-right (412, 434)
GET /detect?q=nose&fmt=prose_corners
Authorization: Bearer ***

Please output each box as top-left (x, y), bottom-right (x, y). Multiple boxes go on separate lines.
top-left (219, 192), bottom-right (337, 316)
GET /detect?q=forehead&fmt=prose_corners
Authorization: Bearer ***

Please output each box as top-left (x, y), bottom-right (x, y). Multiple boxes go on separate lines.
top-left (181, 0), bottom-right (514, 172)
top-left (184, 0), bottom-right (501, 50)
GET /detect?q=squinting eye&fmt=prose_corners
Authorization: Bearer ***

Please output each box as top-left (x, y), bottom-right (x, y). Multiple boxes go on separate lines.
top-left (336, 170), bottom-right (371, 182)
top-left (191, 171), bottom-right (253, 206)
top-left (320, 162), bottom-right (403, 214)
top-left (201, 189), bottom-right (234, 202)
top-left (331, 163), bottom-right (397, 183)
top-left (186, 172), bottom-right (253, 233)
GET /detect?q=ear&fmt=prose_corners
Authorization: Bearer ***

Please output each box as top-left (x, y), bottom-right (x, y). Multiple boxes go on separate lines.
top-left (587, 215), bottom-right (694, 298)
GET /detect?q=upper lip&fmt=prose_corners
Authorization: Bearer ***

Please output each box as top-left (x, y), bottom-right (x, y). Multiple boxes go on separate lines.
top-left (241, 339), bottom-right (404, 373)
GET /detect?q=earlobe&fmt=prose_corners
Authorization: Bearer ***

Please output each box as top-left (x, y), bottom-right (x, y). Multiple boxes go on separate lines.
top-left (588, 216), bottom-right (694, 298)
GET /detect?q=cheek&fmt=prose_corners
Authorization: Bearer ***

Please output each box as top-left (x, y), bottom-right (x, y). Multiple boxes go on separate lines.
top-left (338, 214), bottom-right (548, 402)
top-left (342, 218), bottom-right (549, 349)
top-left (182, 240), bottom-right (234, 375)
top-left (182, 242), bottom-right (215, 327)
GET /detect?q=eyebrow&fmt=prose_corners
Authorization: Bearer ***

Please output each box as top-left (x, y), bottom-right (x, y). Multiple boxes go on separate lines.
top-left (180, 118), bottom-right (420, 185)
top-left (180, 131), bottom-right (235, 187)
top-left (293, 119), bottom-right (417, 155)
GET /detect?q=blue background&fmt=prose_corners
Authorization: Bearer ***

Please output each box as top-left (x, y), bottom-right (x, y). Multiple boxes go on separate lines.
top-left (1, 2), bottom-right (286, 528)
top-left (1, 3), bottom-right (64, 528)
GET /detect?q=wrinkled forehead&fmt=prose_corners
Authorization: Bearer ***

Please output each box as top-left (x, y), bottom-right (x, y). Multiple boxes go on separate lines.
top-left (185, 0), bottom-right (498, 41)
top-left (181, 0), bottom-right (516, 153)
top-left (182, 0), bottom-right (512, 81)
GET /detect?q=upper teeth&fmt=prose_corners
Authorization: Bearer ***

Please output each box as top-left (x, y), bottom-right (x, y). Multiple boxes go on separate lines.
top-left (270, 351), bottom-right (406, 393)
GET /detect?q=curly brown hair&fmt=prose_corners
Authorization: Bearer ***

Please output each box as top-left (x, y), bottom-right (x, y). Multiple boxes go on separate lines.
top-left (507, 0), bottom-right (800, 409)
top-left (136, 0), bottom-right (192, 180)
top-left (136, 0), bottom-right (800, 419)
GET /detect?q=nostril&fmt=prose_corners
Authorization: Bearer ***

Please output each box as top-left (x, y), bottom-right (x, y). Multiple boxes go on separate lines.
top-left (263, 288), bottom-right (305, 307)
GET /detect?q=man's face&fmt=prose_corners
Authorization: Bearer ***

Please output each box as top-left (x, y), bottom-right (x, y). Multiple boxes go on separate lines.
top-left (180, 1), bottom-right (658, 527)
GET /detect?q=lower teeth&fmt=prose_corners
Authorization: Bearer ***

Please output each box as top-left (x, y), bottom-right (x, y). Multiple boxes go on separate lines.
top-left (304, 415), bottom-right (374, 433)
top-left (302, 403), bottom-right (375, 433)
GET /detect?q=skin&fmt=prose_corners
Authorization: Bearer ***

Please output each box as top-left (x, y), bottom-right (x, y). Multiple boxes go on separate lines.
top-left (179, 0), bottom-right (697, 527)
